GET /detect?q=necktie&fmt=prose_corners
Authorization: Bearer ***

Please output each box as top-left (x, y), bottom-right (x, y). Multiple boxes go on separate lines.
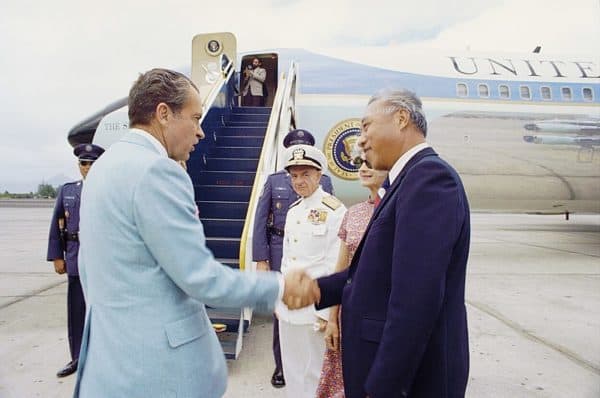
top-left (378, 176), bottom-right (390, 199)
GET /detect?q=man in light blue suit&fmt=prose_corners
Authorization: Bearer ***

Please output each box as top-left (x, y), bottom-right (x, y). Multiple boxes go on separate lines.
top-left (75, 68), bottom-right (320, 398)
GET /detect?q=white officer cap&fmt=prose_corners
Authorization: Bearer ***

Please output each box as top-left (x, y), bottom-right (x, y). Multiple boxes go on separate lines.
top-left (284, 144), bottom-right (326, 171)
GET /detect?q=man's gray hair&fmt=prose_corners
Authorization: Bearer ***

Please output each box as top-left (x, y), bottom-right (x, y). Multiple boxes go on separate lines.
top-left (368, 89), bottom-right (428, 136)
top-left (128, 68), bottom-right (199, 126)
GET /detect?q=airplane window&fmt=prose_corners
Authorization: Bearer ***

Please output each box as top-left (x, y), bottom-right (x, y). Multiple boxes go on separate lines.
top-left (456, 83), bottom-right (468, 97)
top-left (540, 86), bottom-right (552, 100)
top-left (561, 87), bottom-right (572, 100)
top-left (498, 84), bottom-right (510, 99)
top-left (520, 86), bottom-right (531, 100)
top-left (582, 87), bottom-right (593, 101)
top-left (478, 84), bottom-right (489, 98)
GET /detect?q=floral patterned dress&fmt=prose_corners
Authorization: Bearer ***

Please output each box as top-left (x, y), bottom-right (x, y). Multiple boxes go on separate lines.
top-left (315, 199), bottom-right (375, 398)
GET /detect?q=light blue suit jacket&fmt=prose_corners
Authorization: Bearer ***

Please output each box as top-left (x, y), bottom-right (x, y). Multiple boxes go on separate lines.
top-left (74, 130), bottom-right (280, 398)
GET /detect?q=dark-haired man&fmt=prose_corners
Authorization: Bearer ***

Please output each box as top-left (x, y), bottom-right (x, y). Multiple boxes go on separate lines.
top-left (242, 57), bottom-right (266, 106)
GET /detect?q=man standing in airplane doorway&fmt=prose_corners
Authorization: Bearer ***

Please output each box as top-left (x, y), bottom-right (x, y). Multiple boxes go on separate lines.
top-left (242, 57), bottom-right (267, 107)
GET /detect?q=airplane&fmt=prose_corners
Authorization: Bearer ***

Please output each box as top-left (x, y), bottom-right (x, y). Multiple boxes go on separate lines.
top-left (68, 32), bottom-right (600, 215)
top-left (65, 32), bottom-right (600, 357)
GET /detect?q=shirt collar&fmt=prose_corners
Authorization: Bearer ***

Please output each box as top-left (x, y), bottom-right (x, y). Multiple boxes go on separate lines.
top-left (129, 128), bottom-right (168, 158)
top-left (388, 142), bottom-right (430, 185)
top-left (302, 186), bottom-right (324, 207)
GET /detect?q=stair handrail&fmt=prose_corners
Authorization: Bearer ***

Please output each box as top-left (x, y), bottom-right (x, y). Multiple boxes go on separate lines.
top-left (199, 53), bottom-right (234, 124)
top-left (238, 61), bottom-right (298, 271)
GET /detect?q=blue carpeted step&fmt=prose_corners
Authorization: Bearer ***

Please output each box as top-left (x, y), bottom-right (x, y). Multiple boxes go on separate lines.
top-left (216, 136), bottom-right (264, 147)
top-left (196, 201), bottom-right (248, 219)
top-left (206, 307), bottom-right (249, 333)
top-left (228, 113), bottom-right (270, 123)
top-left (212, 146), bottom-right (261, 158)
top-left (225, 120), bottom-right (268, 128)
top-left (217, 332), bottom-right (238, 359)
top-left (205, 238), bottom-right (240, 259)
top-left (231, 106), bottom-right (272, 114)
top-left (218, 126), bottom-right (267, 137)
top-left (205, 158), bottom-right (258, 172)
top-left (196, 171), bottom-right (255, 186)
top-left (201, 218), bottom-right (244, 238)
top-left (194, 185), bottom-right (252, 202)
top-left (216, 258), bottom-right (240, 269)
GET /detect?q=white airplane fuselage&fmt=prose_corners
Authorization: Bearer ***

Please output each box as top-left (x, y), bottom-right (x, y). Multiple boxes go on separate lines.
top-left (271, 48), bottom-right (600, 213)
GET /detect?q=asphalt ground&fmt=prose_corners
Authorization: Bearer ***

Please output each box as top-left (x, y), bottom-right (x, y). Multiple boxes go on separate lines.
top-left (0, 202), bottom-right (598, 397)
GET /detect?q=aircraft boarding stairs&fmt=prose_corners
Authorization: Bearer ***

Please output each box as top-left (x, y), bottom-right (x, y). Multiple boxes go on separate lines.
top-left (188, 106), bottom-right (272, 359)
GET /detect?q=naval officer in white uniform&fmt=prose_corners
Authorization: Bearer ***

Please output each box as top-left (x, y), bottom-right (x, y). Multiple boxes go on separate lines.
top-left (276, 144), bottom-right (347, 397)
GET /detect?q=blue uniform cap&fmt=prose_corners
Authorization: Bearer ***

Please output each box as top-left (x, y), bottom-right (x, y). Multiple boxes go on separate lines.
top-left (283, 129), bottom-right (315, 148)
top-left (74, 143), bottom-right (105, 161)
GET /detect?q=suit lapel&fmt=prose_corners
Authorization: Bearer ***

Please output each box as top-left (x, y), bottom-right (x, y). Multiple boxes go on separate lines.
top-left (348, 147), bottom-right (438, 276)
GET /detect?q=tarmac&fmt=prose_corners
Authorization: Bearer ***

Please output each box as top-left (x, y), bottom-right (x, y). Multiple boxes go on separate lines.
top-left (0, 200), bottom-right (599, 397)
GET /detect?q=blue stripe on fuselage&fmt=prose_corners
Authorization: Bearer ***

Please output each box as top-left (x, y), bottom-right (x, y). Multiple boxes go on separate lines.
top-left (269, 49), bottom-right (599, 104)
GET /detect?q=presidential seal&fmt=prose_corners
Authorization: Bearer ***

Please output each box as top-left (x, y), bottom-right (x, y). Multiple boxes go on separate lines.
top-left (205, 39), bottom-right (222, 56)
top-left (323, 118), bottom-right (361, 180)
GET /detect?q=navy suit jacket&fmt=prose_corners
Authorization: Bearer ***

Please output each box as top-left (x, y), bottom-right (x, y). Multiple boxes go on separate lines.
top-left (317, 147), bottom-right (470, 398)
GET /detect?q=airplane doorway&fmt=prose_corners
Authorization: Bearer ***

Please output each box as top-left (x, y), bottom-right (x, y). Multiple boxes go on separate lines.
top-left (240, 53), bottom-right (278, 107)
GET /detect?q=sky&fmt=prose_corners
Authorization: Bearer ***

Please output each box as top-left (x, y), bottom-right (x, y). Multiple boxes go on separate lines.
top-left (0, 0), bottom-right (598, 192)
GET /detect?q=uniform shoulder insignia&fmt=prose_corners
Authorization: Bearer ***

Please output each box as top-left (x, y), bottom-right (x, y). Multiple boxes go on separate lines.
top-left (289, 198), bottom-right (302, 209)
top-left (322, 195), bottom-right (342, 210)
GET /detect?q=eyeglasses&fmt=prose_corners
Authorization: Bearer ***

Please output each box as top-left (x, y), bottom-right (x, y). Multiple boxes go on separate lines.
top-left (79, 160), bottom-right (94, 167)
top-left (352, 156), bottom-right (371, 169)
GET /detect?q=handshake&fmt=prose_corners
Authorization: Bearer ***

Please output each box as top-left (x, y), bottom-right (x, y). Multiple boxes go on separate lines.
top-left (282, 269), bottom-right (321, 310)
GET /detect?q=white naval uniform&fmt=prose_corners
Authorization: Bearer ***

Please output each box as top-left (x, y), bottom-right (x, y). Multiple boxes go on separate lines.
top-left (276, 186), bottom-right (346, 398)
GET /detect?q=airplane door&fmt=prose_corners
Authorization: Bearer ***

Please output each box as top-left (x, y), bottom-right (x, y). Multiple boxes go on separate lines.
top-left (240, 53), bottom-right (278, 107)
top-left (191, 32), bottom-right (237, 101)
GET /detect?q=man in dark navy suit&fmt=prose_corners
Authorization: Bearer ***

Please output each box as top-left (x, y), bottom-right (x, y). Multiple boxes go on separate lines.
top-left (316, 90), bottom-right (471, 398)
top-left (47, 143), bottom-right (104, 377)
top-left (252, 128), bottom-right (334, 388)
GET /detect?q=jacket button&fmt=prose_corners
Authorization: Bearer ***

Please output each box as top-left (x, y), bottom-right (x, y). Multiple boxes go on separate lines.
top-left (346, 278), bottom-right (352, 285)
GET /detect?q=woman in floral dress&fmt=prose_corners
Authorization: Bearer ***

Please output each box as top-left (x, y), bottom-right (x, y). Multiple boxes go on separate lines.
top-left (315, 158), bottom-right (388, 398)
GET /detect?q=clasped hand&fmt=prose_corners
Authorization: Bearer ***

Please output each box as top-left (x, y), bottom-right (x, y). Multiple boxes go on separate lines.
top-left (282, 270), bottom-right (320, 310)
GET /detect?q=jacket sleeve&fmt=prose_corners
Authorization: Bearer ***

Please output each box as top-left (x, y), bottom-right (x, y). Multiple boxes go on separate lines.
top-left (315, 268), bottom-right (348, 310)
top-left (46, 185), bottom-right (64, 261)
top-left (252, 177), bottom-right (272, 262)
top-left (365, 160), bottom-right (464, 397)
top-left (252, 67), bottom-right (266, 83)
top-left (133, 158), bottom-right (280, 313)
top-left (321, 174), bottom-right (334, 195)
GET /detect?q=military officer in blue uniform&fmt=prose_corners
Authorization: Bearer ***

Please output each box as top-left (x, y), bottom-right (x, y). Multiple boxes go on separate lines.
top-left (46, 143), bottom-right (104, 377)
top-left (252, 129), bottom-right (334, 388)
